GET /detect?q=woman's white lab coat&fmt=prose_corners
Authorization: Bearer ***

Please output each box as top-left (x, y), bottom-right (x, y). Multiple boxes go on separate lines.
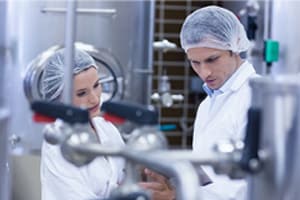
top-left (193, 61), bottom-right (257, 200)
top-left (41, 116), bottom-right (125, 200)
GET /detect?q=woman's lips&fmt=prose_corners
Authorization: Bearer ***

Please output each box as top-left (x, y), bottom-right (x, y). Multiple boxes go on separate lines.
top-left (89, 104), bottom-right (99, 113)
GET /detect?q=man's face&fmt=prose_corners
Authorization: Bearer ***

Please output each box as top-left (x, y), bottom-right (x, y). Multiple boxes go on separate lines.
top-left (187, 47), bottom-right (240, 90)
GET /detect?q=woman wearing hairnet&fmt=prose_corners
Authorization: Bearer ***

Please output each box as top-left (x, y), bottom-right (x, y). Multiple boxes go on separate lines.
top-left (40, 48), bottom-right (125, 200)
top-left (140, 5), bottom-right (258, 200)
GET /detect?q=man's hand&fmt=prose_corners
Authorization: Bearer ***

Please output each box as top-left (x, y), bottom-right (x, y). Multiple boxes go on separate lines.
top-left (139, 168), bottom-right (176, 200)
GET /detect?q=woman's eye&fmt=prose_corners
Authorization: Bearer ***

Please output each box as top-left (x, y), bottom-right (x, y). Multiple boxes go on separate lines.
top-left (77, 91), bottom-right (86, 97)
top-left (94, 82), bottom-right (100, 89)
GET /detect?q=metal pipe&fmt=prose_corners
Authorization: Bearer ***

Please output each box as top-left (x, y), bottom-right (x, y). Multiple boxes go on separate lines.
top-left (73, 143), bottom-right (123, 156)
top-left (72, 144), bottom-right (200, 200)
top-left (146, 150), bottom-right (220, 165)
top-left (74, 144), bottom-right (222, 166)
top-left (62, 0), bottom-right (77, 104)
top-left (0, 1), bottom-right (10, 199)
top-left (41, 8), bottom-right (116, 17)
top-left (262, 0), bottom-right (272, 75)
top-left (144, 0), bottom-right (155, 106)
top-left (129, 0), bottom-right (155, 106)
top-left (0, 1), bottom-right (7, 108)
top-left (124, 151), bottom-right (200, 200)
top-left (263, 0), bottom-right (271, 40)
top-left (0, 110), bottom-right (10, 200)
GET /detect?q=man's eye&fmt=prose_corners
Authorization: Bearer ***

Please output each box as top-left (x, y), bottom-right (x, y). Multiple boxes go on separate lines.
top-left (206, 56), bottom-right (219, 63)
top-left (191, 61), bottom-right (200, 66)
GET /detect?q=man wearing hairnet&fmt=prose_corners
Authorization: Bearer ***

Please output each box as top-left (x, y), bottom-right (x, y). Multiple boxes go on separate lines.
top-left (140, 5), bottom-right (258, 200)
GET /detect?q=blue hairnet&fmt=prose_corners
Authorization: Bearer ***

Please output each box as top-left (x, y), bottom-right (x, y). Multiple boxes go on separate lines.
top-left (180, 6), bottom-right (250, 53)
top-left (41, 48), bottom-right (97, 101)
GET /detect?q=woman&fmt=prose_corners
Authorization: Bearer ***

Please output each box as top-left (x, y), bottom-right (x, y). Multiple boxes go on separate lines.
top-left (40, 48), bottom-right (125, 200)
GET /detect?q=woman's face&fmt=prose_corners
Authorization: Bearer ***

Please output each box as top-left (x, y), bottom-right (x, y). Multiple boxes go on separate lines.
top-left (73, 67), bottom-right (102, 118)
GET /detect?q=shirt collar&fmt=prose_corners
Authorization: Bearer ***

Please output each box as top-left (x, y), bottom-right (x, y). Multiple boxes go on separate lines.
top-left (202, 61), bottom-right (256, 97)
top-left (202, 84), bottom-right (214, 97)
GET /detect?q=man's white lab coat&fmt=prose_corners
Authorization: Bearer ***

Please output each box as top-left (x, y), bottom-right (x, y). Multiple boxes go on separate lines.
top-left (193, 61), bottom-right (257, 200)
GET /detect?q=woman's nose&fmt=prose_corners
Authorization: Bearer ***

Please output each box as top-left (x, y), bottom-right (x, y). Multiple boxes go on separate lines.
top-left (89, 91), bottom-right (99, 103)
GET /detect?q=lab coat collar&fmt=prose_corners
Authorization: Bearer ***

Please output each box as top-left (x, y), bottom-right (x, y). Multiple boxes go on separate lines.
top-left (203, 60), bottom-right (256, 97)
top-left (91, 116), bottom-right (110, 145)
top-left (225, 60), bottom-right (256, 92)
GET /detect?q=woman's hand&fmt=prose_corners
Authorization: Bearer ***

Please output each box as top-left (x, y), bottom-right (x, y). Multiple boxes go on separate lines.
top-left (139, 168), bottom-right (176, 200)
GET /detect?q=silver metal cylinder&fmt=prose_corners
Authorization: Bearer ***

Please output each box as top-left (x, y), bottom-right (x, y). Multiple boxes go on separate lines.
top-left (62, 0), bottom-right (77, 104)
top-left (0, 1), bottom-right (11, 199)
top-left (248, 75), bottom-right (300, 200)
top-left (271, 0), bottom-right (300, 74)
top-left (126, 0), bottom-right (154, 105)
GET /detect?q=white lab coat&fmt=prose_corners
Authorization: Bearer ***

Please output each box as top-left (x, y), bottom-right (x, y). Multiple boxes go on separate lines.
top-left (193, 61), bottom-right (257, 200)
top-left (41, 116), bottom-right (125, 200)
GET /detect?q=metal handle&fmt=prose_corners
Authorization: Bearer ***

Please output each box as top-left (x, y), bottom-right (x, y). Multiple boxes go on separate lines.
top-left (239, 108), bottom-right (262, 173)
top-left (31, 101), bottom-right (89, 124)
top-left (102, 101), bottom-right (158, 125)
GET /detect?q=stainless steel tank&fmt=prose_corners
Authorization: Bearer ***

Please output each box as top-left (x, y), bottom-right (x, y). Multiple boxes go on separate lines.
top-left (5, 0), bottom-right (154, 152)
top-left (0, 1), bottom-right (11, 199)
top-left (271, 0), bottom-right (300, 74)
top-left (248, 75), bottom-right (300, 200)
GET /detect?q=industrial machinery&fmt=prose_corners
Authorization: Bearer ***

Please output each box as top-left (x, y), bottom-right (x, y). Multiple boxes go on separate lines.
top-left (23, 42), bottom-right (124, 104)
top-left (6, 0), bottom-right (155, 153)
top-left (0, 2), bottom-right (10, 199)
top-left (1, 0), bottom-right (155, 199)
top-left (30, 100), bottom-right (200, 200)
top-left (1, 0), bottom-right (300, 199)
top-left (245, 75), bottom-right (300, 200)
top-left (43, 75), bottom-right (300, 200)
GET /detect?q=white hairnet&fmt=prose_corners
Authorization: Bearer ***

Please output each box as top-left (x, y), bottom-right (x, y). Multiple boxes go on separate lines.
top-left (41, 48), bottom-right (97, 101)
top-left (180, 6), bottom-right (250, 53)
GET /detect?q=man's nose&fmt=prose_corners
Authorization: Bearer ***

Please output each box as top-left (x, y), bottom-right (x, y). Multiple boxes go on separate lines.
top-left (199, 64), bottom-right (211, 79)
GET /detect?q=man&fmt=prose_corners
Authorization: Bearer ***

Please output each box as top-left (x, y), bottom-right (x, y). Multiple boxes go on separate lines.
top-left (140, 5), bottom-right (257, 200)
